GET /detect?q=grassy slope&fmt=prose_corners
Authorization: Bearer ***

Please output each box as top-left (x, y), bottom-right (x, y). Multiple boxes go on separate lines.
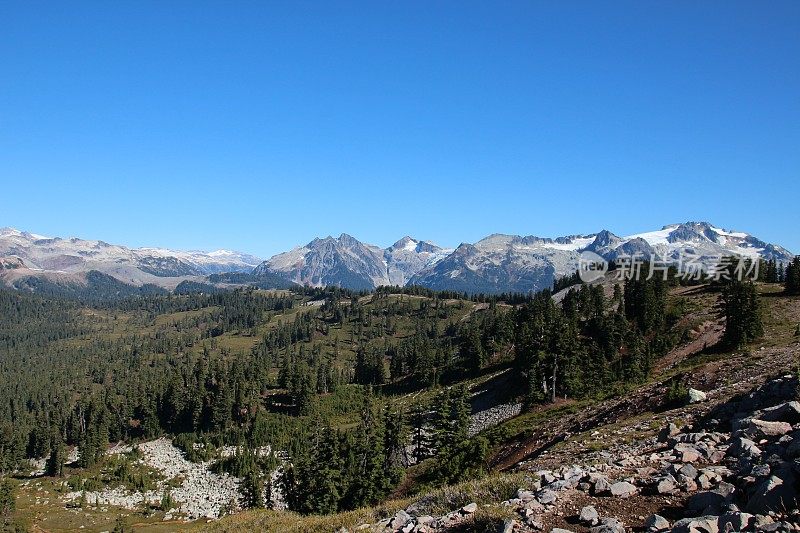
top-left (210, 284), bottom-right (800, 532)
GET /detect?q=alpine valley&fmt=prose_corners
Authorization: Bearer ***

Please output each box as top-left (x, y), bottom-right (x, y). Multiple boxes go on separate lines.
top-left (0, 222), bottom-right (793, 298)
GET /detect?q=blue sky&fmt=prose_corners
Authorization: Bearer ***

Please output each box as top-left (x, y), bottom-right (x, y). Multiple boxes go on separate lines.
top-left (1, 1), bottom-right (798, 258)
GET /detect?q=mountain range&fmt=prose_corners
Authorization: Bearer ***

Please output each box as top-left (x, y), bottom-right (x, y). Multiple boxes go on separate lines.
top-left (0, 222), bottom-right (794, 297)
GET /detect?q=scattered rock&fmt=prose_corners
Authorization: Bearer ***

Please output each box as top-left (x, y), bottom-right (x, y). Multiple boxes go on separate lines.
top-left (759, 401), bottom-right (800, 424)
top-left (678, 463), bottom-right (698, 480)
top-left (727, 436), bottom-right (762, 458)
top-left (672, 515), bottom-right (719, 533)
top-left (688, 388), bottom-right (707, 404)
top-left (579, 505), bottom-right (599, 526)
top-left (590, 473), bottom-right (611, 495)
top-left (590, 517), bottom-right (625, 533)
top-left (674, 443), bottom-right (703, 463)
top-left (747, 419), bottom-right (793, 438)
top-left (644, 514), bottom-right (670, 531)
top-left (460, 502), bottom-right (478, 514)
top-left (687, 490), bottom-right (726, 512)
top-left (745, 474), bottom-right (798, 513)
top-left (717, 512), bottom-right (754, 532)
top-left (390, 509), bottom-right (412, 529)
top-left (609, 481), bottom-right (637, 498)
top-left (655, 475), bottom-right (678, 495)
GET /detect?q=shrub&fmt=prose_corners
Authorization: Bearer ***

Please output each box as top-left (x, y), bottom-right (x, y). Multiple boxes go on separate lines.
top-left (0, 477), bottom-right (15, 516)
top-left (665, 378), bottom-right (688, 407)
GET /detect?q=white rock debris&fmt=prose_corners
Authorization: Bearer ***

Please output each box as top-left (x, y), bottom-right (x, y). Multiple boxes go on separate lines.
top-left (469, 402), bottom-right (523, 437)
top-left (65, 437), bottom-right (243, 519)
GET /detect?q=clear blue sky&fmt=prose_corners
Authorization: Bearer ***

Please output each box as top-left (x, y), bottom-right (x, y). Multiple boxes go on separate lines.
top-left (1, 1), bottom-right (798, 258)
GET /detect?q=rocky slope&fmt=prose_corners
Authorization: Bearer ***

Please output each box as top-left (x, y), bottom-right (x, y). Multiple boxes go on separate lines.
top-left (63, 438), bottom-right (242, 520)
top-left (336, 349), bottom-right (800, 533)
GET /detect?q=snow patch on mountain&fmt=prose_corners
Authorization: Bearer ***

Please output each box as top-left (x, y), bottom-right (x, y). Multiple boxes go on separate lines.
top-left (409, 222), bottom-right (793, 295)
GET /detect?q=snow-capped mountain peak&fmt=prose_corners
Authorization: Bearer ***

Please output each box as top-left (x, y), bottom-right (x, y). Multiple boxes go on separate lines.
top-left (1, 222), bottom-right (793, 295)
top-left (408, 222), bottom-right (793, 295)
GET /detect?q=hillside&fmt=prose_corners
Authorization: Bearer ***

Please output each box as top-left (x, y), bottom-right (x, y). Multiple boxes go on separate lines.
top-left (207, 285), bottom-right (800, 533)
top-left (1, 263), bottom-right (799, 532)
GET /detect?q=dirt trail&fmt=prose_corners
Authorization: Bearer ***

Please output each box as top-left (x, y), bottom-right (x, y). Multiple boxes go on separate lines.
top-left (652, 318), bottom-right (724, 374)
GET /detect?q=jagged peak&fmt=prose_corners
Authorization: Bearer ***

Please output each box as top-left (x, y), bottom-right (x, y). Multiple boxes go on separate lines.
top-left (390, 235), bottom-right (417, 249)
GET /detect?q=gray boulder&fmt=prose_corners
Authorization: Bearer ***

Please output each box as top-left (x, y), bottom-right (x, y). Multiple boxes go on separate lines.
top-left (655, 475), bottom-right (678, 495)
top-left (644, 514), bottom-right (670, 531)
top-left (609, 481), bottom-right (637, 498)
top-left (537, 489), bottom-right (557, 505)
top-left (747, 419), bottom-right (793, 438)
top-left (671, 516), bottom-right (719, 533)
top-left (538, 470), bottom-right (557, 484)
top-left (674, 443), bottom-right (703, 463)
top-left (678, 463), bottom-right (699, 480)
top-left (745, 474), bottom-right (799, 513)
top-left (578, 505), bottom-right (599, 526)
top-left (517, 489), bottom-right (536, 502)
top-left (727, 436), bottom-right (762, 458)
top-left (717, 512), bottom-right (754, 532)
top-left (752, 514), bottom-right (774, 529)
top-left (390, 509), bottom-right (412, 529)
top-left (590, 473), bottom-right (611, 495)
top-left (590, 517), bottom-right (625, 533)
top-left (687, 490), bottom-right (726, 512)
top-left (759, 401), bottom-right (800, 424)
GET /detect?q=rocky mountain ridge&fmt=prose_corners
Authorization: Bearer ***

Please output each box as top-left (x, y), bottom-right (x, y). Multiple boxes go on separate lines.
top-left (1, 222), bottom-right (794, 296)
top-left (0, 227), bottom-right (262, 292)
top-left (255, 233), bottom-right (449, 290)
top-left (254, 222), bottom-right (794, 294)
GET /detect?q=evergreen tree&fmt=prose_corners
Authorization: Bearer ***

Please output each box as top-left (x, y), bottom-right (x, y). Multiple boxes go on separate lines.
top-left (344, 391), bottom-right (387, 508)
top-left (463, 322), bottom-right (485, 373)
top-left (786, 256), bottom-right (800, 295)
top-left (0, 477), bottom-right (15, 516)
top-left (410, 401), bottom-right (429, 462)
top-left (451, 385), bottom-right (470, 445)
top-left (383, 403), bottom-right (408, 478)
top-left (723, 279), bottom-right (763, 347)
top-left (45, 439), bottom-right (66, 478)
